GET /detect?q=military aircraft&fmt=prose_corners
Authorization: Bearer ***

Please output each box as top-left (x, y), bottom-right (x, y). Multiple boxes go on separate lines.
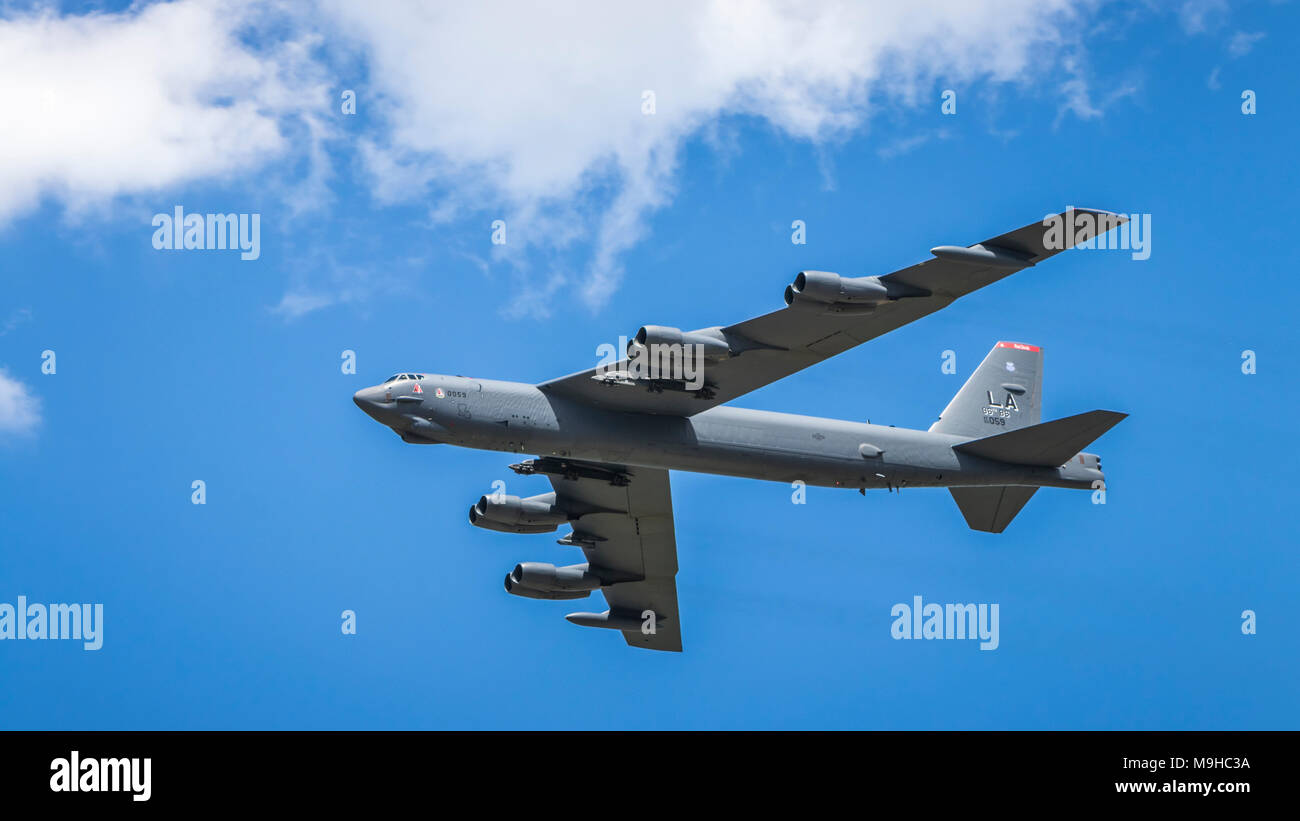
top-left (354, 208), bottom-right (1128, 652)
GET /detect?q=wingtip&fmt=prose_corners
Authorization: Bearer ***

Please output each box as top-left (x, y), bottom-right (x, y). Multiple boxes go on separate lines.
top-left (1067, 206), bottom-right (1129, 224)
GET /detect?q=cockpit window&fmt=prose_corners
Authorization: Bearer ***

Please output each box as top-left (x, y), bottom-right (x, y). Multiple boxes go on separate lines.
top-left (383, 373), bottom-right (426, 383)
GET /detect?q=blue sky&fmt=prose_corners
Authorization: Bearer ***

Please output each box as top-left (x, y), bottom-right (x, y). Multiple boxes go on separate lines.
top-left (1, 0), bottom-right (1296, 729)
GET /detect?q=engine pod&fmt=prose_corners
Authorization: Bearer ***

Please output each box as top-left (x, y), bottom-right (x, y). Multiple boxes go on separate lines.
top-left (631, 325), bottom-right (733, 361)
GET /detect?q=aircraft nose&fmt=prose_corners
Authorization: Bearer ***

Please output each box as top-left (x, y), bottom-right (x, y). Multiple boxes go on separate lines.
top-left (352, 386), bottom-right (386, 419)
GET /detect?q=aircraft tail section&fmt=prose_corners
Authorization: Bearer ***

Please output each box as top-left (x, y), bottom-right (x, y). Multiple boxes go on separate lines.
top-left (937, 344), bottom-right (1126, 532)
top-left (947, 409), bottom-right (1127, 532)
top-left (930, 342), bottom-right (1043, 437)
top-left (953, 409), bottom-right (1127, 467)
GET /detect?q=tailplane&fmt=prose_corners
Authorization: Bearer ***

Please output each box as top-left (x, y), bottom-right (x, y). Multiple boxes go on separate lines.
top-left (947, 410), bottom-right (1126, 532)
top-left (953, 409), bottom-right (1128, 467)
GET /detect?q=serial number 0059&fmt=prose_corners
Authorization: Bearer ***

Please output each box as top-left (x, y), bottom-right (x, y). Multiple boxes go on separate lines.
top-left (982, 407), bottom-right (1010, 425)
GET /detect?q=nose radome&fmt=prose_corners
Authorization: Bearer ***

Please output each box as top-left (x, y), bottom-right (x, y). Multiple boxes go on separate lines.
top-left (352, 386), bottom-right (386, 417)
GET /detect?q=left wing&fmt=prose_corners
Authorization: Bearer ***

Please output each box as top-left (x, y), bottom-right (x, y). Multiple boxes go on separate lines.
top-left (512, 458), bottom-right (682, 652)
top-left (538, 208), bottom-right (1126, 416)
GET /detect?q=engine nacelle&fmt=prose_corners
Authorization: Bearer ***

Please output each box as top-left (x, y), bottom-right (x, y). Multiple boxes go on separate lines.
top-left (784, 270), bottom-right (890, 308)
top-left (503, 573), bottom-right (591, 600)
top-left (474, 492), bottom-right (568, 526)
top-left (511, 562), bottom-right (603, 592)
top-left (630, 325), bottom-right (733, 361)
top-left (469, 492), bottom-right (568, 534)
top-left (468, 509), bottom-right (557, 534)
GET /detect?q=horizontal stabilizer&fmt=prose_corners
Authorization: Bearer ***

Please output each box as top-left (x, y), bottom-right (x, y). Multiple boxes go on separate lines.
top-left (954, 410), bottom-right (1127, 467)
top-left (950, 486), bottom-right (1038, 533)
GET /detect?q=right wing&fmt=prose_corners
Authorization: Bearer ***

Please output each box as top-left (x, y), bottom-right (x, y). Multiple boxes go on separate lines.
top-left (507, 457), bottom-right (682, 652)
top-left (539, 208), bottom-right (1126, 417)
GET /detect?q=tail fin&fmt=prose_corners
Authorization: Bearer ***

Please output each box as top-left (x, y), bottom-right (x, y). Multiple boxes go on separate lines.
top-left (931, 342), bottom-right (1043, 437)
top-left (949, 486), bottom-right (1038, 533)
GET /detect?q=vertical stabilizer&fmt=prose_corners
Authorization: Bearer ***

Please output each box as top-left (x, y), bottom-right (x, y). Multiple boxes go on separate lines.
top-left (930, 342), bottom-right (1043, 438)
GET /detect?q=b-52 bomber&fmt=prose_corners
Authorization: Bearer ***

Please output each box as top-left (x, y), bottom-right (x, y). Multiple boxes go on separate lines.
top-left (354, 209), bottom-right (1128, 651)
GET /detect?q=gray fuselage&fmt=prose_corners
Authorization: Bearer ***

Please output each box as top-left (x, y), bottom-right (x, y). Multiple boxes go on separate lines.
top-left (353, 374), bottom-right (1103, 492)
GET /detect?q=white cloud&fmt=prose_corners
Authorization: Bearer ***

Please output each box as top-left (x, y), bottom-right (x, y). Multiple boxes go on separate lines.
top-left (0, 368), bottom-right (40, 436)
top-left (1179, 0), bottom-right (1228, 34)
top-left (1204, 29), bottom-right (1264, 96)
top-left (1055, 54), bottom-right (1140, 127)
top-left (2, 0), bottom-right (1121, 313)
top-left (0, 307), bottom-right (32, 336)
top-left (0, 0), bottom-right (330, 223)
top-left (1226, 31), bottom-right (1265, 59)
top-left (270, 290), bottom-right (338, 320)
top-left (877, 130), bottom-right (950, 160)
top-left (317, 0), bottom-right (1097, 309)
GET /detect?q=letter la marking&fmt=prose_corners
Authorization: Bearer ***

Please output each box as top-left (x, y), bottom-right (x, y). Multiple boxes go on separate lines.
top-left (985, 391), bottom-right (1019, 410)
